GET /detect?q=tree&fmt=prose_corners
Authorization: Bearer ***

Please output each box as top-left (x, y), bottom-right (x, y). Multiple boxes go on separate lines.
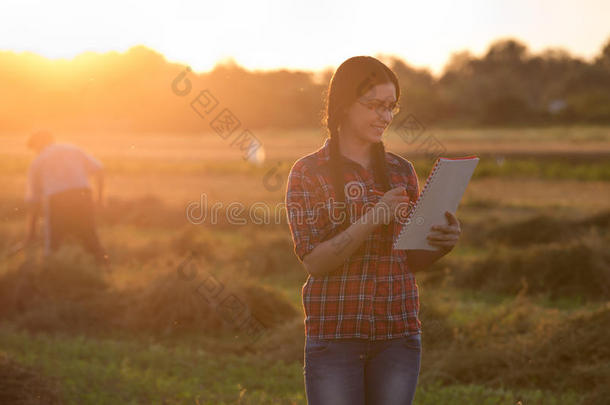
top-left (595, 37), bottom-right (610, 70)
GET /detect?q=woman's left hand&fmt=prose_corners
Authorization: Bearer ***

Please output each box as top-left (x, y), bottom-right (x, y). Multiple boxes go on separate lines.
top-left (426, 211), bottom-right (461, 253)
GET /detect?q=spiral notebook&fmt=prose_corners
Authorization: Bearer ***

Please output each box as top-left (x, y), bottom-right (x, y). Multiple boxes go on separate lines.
top-left (393, 156), bottom-right (479, 250)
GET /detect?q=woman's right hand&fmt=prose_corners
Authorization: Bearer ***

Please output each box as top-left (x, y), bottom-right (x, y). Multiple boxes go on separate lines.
top-left (374, 186), bottom-right (410, 225)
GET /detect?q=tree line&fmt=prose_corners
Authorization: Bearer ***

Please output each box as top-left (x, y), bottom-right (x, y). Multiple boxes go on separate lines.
top-left (1, 37), bottom-right (609, 133)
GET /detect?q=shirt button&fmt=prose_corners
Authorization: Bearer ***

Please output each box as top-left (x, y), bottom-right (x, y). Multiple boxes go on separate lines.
top-left (359, 354), bottom-right (365, 360)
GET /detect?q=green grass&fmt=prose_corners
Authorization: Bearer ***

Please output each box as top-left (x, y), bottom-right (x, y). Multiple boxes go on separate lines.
top-left (3, 153), bottom-right (608, 181)
top-left (413, 380), bottom-right (581, 405)
top-left (410, 157), bottom-right (610, 182)
top-left (0, 325), bottom-right (305, 405)
top-left (0, 325), bottom-right (582, 405)
top-left (400, 125), bottom-right (610, 143)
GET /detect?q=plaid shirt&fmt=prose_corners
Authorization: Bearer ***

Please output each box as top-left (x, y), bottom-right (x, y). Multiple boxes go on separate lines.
top-left (285, 138), bottom-right (422, 340)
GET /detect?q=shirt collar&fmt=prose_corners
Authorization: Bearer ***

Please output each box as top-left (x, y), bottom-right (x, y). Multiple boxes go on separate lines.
top-left (315, 137), bottom-right (402, 168)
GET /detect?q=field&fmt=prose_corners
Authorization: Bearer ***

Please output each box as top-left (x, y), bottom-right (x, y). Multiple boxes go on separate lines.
top-left (1, 126), bottom-right (609, 404)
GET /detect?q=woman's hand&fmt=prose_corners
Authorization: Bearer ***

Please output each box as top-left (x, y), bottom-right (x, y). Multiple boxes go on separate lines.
top-left (374, 187), bottom-right (410, 225)
top-left (426, 211), bottom-right (461, 253)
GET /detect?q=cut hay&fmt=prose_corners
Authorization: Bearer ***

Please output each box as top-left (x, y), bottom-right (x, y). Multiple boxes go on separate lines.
top-left (1, 245), bottom-right (298, 339)
top-left (100, 195), bottom-right (184, 228)
top-left (121, 270), bottom-right (227, 336)
top-left (0, 245), bottom-right (129, 335)
top-left (254, 317), bottom-right (305, 365)
top-left (0, 353), bottom-right (63, 405)
top-left (418, 299), bottom-right (454, 347)
top-left (453, 228), bottom-right (610, 301)
top-left (121, 265), bottom-right (299, 338)
top-left (483, 209), bottom-right (610, 247)
top-left (422, 298), bottom-right (610, 397)
top-left (238, 236), bottom-right (302, 277)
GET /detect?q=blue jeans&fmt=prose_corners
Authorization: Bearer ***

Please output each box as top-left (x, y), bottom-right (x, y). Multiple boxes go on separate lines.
top-left (304, 333), bottom-right (421, 405)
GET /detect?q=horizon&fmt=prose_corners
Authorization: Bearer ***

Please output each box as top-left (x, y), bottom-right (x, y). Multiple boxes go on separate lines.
top-left (1, 35), bottom-right (608, 81)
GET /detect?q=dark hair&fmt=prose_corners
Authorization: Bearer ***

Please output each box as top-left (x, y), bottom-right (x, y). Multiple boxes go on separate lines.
top-left (27, 130), bottom-right (55, 150)
top-left (322, 56), bottom-right (400, 231)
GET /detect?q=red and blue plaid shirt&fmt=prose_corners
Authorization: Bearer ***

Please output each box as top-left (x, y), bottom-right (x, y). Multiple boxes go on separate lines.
top-left (285, 138), bottom-right (422, 340)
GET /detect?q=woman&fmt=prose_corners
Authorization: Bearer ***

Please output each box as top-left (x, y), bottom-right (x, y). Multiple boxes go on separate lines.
top-left (285, 56), bottom-right (462, 405)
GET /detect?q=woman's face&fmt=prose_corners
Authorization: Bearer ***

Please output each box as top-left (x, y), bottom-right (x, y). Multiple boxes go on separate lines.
top-left (340, 82), bottom-right (397, 144)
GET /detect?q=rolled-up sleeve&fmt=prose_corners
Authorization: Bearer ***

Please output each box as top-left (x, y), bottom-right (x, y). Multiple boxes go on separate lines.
top-left (285, 161), bottom-right (332, 263)
top-left (81, 150), bottom-right (103, 174)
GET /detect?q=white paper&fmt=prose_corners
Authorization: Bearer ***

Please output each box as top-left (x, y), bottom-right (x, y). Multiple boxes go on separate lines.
top-left (393, 157), bottom-right (479, 250)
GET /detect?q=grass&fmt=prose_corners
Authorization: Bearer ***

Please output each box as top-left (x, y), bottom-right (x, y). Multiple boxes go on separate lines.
top-left (2, 153), bottom-right (609, 182)
top-left (413, 381), bottom-right (581, 405)
top-left (0, 325), bottom-right (583, 405)
top-left (0, 325), bottom-right (305, 405)
top-left (452, 227), bottom-right (610, 301)
top-left (0, 127), bottom-right (608, 404)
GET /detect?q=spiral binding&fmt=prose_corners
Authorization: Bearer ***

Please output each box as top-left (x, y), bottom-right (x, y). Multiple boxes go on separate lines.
top-left (395, 157), bottom-right (446, 244)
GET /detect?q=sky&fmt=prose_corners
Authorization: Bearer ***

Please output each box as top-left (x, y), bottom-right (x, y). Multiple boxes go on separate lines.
top-left (0, 0), bottom-right (608, 78)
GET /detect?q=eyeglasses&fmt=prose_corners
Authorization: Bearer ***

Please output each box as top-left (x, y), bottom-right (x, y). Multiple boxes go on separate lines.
top-left (357, 99), bottom-right (400, 116)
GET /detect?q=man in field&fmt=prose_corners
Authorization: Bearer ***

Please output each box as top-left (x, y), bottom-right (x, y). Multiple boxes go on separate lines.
top-left (21, 130), bottom-right (109, 267)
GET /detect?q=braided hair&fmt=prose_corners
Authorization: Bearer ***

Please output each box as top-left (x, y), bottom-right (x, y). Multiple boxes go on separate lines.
top-left (322, 56), bottom-right (401, 232)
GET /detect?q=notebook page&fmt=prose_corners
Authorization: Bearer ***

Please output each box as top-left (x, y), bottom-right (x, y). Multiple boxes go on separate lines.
top-left (393, 157), bottom-right (479, 250)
